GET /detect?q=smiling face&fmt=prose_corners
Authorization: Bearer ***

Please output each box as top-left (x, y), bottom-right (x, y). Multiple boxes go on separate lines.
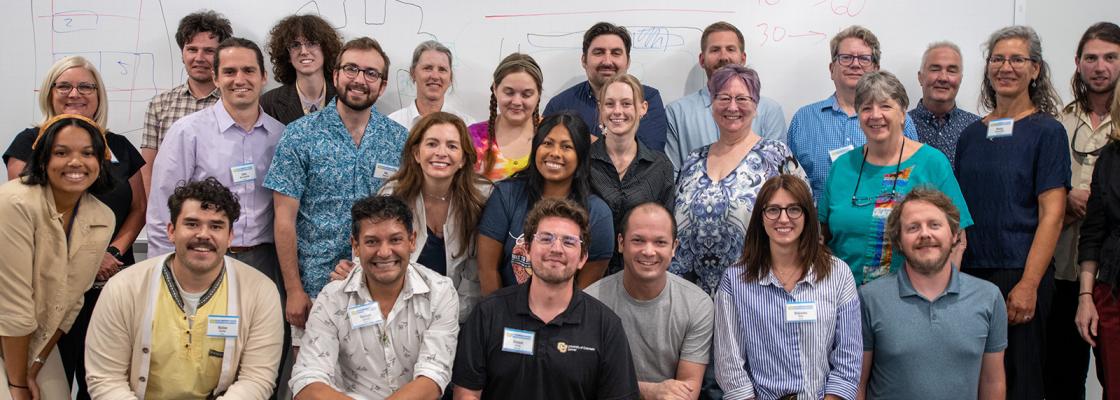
top-left (711, 77), bottom-right (757, 135)
top-left (494, 71), bottom-right (540, 125)
top-left (582, 34), bottom-right (630, 91)
top-left (701, 30), bottom-right (746, 77)
top-left (168, 199), bottom-right (233, 277)
top-left (535, 125), bottom-right (579, 185)
top-left (182, 32), bottom-right (220, 84)
top-left (619, 207), bottom-right (677, 284)
top-left (51, 67), bottom-right (98, 119)
top-left (599, 81), bottom-right (647, 138)
top-left (215, 46), bottom-right (267, 111)
top-left (333, 48), bottom-right (388, 111)
top-left (859, 96), bottom-right (906, 144)
top-left (413, 50), bottom-right (452, 102)
top-left (897, 200), bottom-right (954, 275)
top-left (1077, 38), bottom-right (1120, 95)
top-left (987, 38), bottom-right (1040, 99)
top-left (529, 216), bottom-right (587, 285)
top-left (352, 217), bottom-right (417, 288)
top-left (762, 188), bottom-right (804, 250)
top-left (413, 122), bottom-right (465, 182)
top-left (289, 36), bottom-right (325, 77)
top-left (918, 47), bottom-right (964, 105)
top-left (830, 37), bottom-right (878, 92)
top-left (47, 125), bottom-right (101, 197)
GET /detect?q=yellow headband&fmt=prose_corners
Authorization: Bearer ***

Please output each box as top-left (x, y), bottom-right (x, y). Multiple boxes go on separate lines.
top-left (32, 113), bottom-right (111, 160)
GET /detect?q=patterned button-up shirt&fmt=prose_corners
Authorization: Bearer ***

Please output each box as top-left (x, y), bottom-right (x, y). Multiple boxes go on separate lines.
top-left (289, 263), bottom-right (459, 398)
top-left (142, 83), bottom-right (220, 150)
top-left (908, 100), bottom-right (981, 169)
top-left (263, 100), bottom-right (408, 297)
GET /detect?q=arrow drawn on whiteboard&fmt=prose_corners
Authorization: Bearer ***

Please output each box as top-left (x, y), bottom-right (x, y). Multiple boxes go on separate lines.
top-left (788, 31), bottom-right (826, 40)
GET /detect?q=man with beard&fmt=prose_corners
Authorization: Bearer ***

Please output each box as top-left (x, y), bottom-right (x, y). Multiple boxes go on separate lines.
top-left (140, 10), bottom-right (232, 195)
top-left (665, 21), bottom-right (787, 173)
top-left (1050, 22), bottom-right (1120, 399)
top-left (585, 203), bottom-right (713, 400)
top-left (908, 42), bottom-right (981, 168)
top-left (86, 178), bottom-right (283, 399)
top-left (453, 198), bottom-right (639, 399)
top-left (544, 22), bottom-right (669, 151)
top-left (289, 195), bottom-right (458, 399)
top-left (264, 36), bottom-right (408, 360)
top-left (858, 188), bottom-right (1007, 400)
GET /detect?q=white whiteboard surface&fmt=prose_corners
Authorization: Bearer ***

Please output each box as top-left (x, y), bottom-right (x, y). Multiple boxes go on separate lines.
top-left (2, 0), bottom-right (1112, 152)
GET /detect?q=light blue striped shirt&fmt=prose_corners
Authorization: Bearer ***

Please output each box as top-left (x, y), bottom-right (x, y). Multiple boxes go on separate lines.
top-left (714, 257), bottom-right (862, 400)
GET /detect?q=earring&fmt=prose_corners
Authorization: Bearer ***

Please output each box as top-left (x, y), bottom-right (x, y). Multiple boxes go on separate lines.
top-left (1030, 79), bottom-right (1037, 89)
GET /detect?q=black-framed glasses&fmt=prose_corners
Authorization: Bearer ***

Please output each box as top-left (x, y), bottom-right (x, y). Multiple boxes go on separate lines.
top-left (532, 232), bottom-right (582, 249)
top-left (834, 54), bottom-right (874, 67)
top-left (762, 205), bottom-right (804, 221)
top-left (288, 40), bottom-right (321, 52)
top-left (987, 55), bottom-right (1035, 69)
top-left (53, 82), bottom-right (98, 95)
top-left (1070, 119), bottom-right (1111, 158)
top-left (339, 64), bottom-right (383, 82)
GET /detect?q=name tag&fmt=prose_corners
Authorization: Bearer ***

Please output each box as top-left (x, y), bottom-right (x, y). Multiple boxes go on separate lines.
top-left (230, 163), bottom-right (256, 184)
top-left (785, 301), bottom-right (817, 323)
top-left (373, 163), bottom-right (398, 179)
top-left (502, 328), bottom-right (535, 355)
top-left (828, 145), bottom-right (855, 162)
top-left (206, 315), bottom-right (240, 337)
top-left (987, 118), bottom-right (1014, 139)
top-left (348, 302), bottom-right (383, 329)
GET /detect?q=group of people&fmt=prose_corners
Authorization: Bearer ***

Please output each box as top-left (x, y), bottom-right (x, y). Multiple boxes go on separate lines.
top-left (0, 7), bottom-right (1118, 400)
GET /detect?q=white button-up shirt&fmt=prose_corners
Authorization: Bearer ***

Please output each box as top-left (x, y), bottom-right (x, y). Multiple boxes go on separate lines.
top-left (289, 263), bottom-right (459, 398)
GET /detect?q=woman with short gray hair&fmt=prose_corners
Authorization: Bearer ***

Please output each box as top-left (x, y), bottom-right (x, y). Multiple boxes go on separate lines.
top-left (388, 40), bottom-right (475, 129)
top-left (819, 70), bottom-right (973, 285)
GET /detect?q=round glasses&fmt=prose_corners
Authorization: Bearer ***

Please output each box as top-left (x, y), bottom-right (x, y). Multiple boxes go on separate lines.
top-left (762, 205), bottom-right (804, 221)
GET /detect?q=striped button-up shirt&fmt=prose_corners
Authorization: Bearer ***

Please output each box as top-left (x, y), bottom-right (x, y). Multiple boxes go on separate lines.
top-left (714, 258), bottom-right (862, 400)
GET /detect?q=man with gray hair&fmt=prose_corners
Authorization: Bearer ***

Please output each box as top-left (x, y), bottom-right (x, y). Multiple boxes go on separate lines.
top-left (388, 40), bottom-right (475, 129)
top-left (908, 41), bottom-right (980, 168)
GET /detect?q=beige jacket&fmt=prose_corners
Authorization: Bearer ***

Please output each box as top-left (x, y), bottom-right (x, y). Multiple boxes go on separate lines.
top-left (85, 254), bottom-right (284, 399)
top-left (0, 181), bottom-right (113, 363)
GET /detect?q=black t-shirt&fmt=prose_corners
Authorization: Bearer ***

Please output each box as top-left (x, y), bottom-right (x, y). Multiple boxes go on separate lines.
top-left (452, 281), bottom-right (639, 400)
top-left (4, 127), bottom-right (145, 263)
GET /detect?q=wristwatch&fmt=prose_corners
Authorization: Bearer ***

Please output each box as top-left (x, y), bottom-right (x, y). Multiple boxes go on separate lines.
top-left (106, 246), bottom-right (122, 259)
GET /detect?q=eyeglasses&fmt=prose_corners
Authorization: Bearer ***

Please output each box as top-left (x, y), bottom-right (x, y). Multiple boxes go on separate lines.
top-left (987, 55), bottom-right (1035, 69)
top-left (532, 232), bottom-right (582, 249)
top-left (851, 140), bottom-right (904, 207)
top-left (1070, 119), bottom-right (1111, 158)
top-left (714, 94), bottom-right (754, 108)
top-left (339, 64), bottom-right (384, 82)
top-left (762, 205), bottom-right (804, 221)
top-left (834, 54), bottom-right (875, 67)
top-left (288, 40), bottom-right (321, 52)
top-left (53, 82), bottom-right (98, 95)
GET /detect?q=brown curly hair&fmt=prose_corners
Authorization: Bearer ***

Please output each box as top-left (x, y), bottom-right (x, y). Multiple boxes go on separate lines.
top-left (265, 14), bottom-right (342, 85)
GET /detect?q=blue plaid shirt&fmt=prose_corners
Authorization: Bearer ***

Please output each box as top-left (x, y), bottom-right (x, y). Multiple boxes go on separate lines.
top-left (908, 100), bottom-right (981, 170)
top-left (264, 100), bottom-right (408, 297)
top-left (787, 94), bottom-right (918, 202)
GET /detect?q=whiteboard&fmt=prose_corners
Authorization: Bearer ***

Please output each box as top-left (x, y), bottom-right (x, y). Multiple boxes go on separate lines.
top-left (4, 0), bottom-right (1108, 152)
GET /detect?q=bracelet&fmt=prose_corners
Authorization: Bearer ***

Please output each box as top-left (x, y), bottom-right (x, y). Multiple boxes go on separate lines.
top-left (1080, 292), bottom-right (1094, 297)
top-left (7, 382), bottom-right (29, 390)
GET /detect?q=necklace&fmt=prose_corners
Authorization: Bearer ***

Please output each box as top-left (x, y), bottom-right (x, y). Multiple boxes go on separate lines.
top-left (424, 191), bottom-right (449, 202)
top-left (851, 138), bottom-right (905, 207)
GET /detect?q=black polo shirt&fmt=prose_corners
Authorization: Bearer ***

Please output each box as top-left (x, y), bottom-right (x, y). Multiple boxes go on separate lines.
top-left (452, 281), bottom-right (638, 399)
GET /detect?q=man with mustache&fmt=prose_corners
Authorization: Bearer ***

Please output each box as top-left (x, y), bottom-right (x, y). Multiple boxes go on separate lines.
top-left (908, 42), bottom-right (981, 169)
top-left (544, 22), bottom-right (669, 151)
top-left (1050, 22), bottom-right (1120, 399)
top-left (86, 178), bottom-right (284, 399)
top-left (857, 188), bottom-right (1007, 400)
top-left (453, 198), bottom-right (639, 399)
top-left (786, 26), bottom-right (918, 201)
top-left (665, 21), bottom-right (787, 174)
top-left (289, 195), bottom-right (458, 399)
top-left (264, 36), bottom-right (408, 361)
top-left (140, 10), bottom-right (233, 196)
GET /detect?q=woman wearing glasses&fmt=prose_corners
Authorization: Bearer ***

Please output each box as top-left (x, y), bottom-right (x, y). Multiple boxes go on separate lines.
top-left (819, 71), bottom-right (971, 285)
top-left (955, 26), bottom-right (1069, 399)
top-left (714, 174), bottom-right (861, 400)
top-left (671, 64), bottom-right (805, 296)
top-left (260, 14), bottom-right (342, 124)
top-left (2, 56), bottom-right (145, 400)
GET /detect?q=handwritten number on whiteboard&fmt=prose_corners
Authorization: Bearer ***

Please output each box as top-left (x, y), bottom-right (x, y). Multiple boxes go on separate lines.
top-left (831, 0), bottom-right (867, 17)
top-left (64, 18), bottom-right (73, 27)
top-left (756, 23), bottom-right (788, 46)
top-left (117, 61), bottom-right (129, 75)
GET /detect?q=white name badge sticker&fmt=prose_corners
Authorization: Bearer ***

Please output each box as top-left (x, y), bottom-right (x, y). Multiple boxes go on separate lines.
top-left (231, 163), bottom-right (256, 184)
top-left (348, 302), bottom-right (383, 329)
top-left (502, 328), bottom-right (535, 355)
top-left (373, 163), bottom-right (398, 179)
top-left (828, 145), bottom-right (855, 162)
top-left (987, 118), bottom-right (1014, 139)
top-left (206, 315), bottom-right (240, 337)
top-left (785, 301), bottom-right (818, 323)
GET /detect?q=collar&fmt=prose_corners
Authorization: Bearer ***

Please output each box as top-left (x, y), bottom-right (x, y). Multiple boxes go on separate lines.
top-left (576, 81), bottom-right (596, 101)
top-left (512, 280), bottom-right (585, 325)
top-left (212, 100), bottom-right (268, 134)
top-left (758, 266), bottom-right (819, 289)
top-left (911, 100), bottom-right (961, 121)
top-left (699, 86), bottom-right (713, 108)
top-left (589, 136), bottom-right (657, 164)
top-left (1066, 105), bottom-right (1114, 127)
top-left (401, 100), bottom-right (422, 123)
top-left (897, 265), bottom-right (960, 300)
top-left (176, 82), bottom-right (220, 100)
top-left (161, 255), bottom-right (226, 313)
top-left (820, 93), bottom-right (848, 116)
top-left (343, 263), bottom-right (432, 303)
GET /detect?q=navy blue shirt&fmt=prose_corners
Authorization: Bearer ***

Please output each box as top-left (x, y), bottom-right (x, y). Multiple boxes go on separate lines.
top-left (544, 81), bottom-right (669, 152)
top-left (955, 113), bottom-right (1070, 269)
top-left (416, 227), bottom-right (447, 276)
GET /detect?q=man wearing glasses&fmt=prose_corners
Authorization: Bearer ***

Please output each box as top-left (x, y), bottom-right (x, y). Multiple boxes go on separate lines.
top-left (261, 14), bottom-right (342, 125)
top-left (264, 37), bottom-right (408, 361)
top-left (786, 25), bottom-right (918, 201)
top-left (453, 198), bottom-right (639, 399)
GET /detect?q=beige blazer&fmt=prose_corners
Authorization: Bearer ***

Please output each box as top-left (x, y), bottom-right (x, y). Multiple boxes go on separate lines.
top-left (0, 180), bottom-right (113, 364)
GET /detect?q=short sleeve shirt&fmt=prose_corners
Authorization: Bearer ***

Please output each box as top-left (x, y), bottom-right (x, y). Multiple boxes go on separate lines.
top-left (955, 113), bottom-right (1071, 269)
top-left (263, 99), bottom-right (409, 296)
top-left (468, 121), bottom-right (530, 182)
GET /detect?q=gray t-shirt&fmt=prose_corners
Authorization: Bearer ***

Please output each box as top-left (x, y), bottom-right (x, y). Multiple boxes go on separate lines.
top-left (585, 272), bottom-right (714, 382)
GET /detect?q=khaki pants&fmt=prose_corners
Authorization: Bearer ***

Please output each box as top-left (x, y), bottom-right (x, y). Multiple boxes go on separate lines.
top-left (1, 348), bottom-right (68, 399)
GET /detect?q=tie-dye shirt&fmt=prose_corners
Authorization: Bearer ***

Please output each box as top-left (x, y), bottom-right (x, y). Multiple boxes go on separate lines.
top-left (467, 121), bottom-right (530, 182)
